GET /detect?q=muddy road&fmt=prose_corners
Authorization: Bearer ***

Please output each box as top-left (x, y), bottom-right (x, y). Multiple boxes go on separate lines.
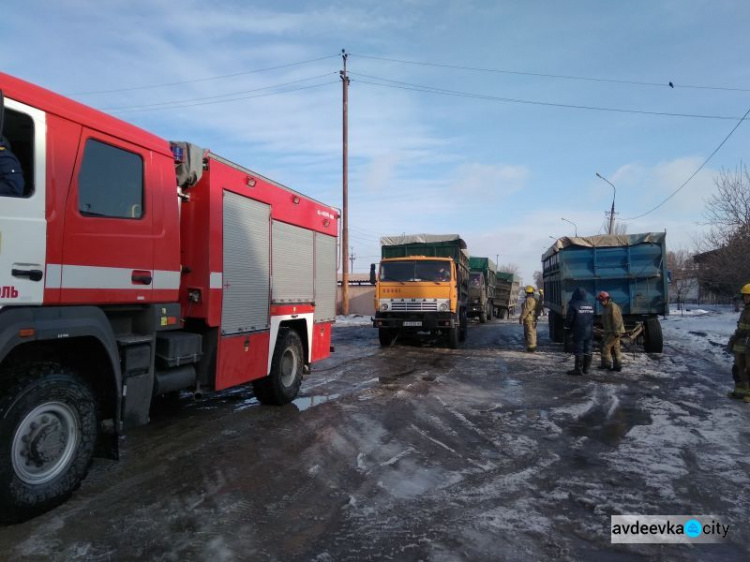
top-left (1, 318), bottom-right (749, 561)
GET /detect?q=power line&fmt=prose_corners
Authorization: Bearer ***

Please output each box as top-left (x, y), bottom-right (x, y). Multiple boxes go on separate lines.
top-left (350, 225), bottom-right (382, 237)
top-left (109, 80), bottom-right (337, 114)
top-left (350, 72), bottom-right (749, 122)
top-left (622, 103), bottom-right (750, 221)
top-left (351, 53), bottom-right (750, 93)
top-left (69, 54), bottom-right (340, 96)
top-left (103, 73), bottom-right (336, 110)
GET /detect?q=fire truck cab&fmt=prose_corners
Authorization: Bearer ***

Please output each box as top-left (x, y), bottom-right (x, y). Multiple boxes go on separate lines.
top-left (0, 73), bottom-right (338, 522)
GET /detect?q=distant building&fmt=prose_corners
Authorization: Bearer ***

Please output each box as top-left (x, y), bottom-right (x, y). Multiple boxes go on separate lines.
top-left (337, 274), bottom-right (376, 316)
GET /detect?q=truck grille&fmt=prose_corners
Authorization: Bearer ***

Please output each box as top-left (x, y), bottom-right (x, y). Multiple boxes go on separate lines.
top-left (391, 301), bottom-right (438, 312)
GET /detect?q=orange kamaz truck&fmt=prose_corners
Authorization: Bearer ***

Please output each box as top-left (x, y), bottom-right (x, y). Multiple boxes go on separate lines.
top-left (373, 234), bottom-right (469, 348)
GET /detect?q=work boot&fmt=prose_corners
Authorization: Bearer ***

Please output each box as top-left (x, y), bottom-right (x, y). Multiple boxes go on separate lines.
top-left (567, 355), bottom-right (583, 376)
top-left (582, 355), bottom-right (592, 374)
top-left (728, 384), bottom-right (750, 400)
top-left (597, 357), bottom-right (611, 370)
top-left (612, 358), bottom-right (622, 372)
top-left (526, 347), bottom-right (537, 353)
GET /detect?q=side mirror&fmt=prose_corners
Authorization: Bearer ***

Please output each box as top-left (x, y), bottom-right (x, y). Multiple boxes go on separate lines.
top-left (369, 263), bottom-right (377, 285)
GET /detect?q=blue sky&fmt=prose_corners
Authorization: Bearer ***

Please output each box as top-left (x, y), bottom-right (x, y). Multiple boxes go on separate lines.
top-left (4, 0), bottom-right (750, 284)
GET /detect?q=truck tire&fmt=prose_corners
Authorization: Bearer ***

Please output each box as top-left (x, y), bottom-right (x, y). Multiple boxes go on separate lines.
top-left (479, 308), bottom-right (487, 324)
top-left (253, 328), bottom-right (304, 405)
top-left (548, 311), bottom-right (557, 341)
top-left (554, 313), bottom-right (565, 343)
top-left (643, 318), bottom-right (664, 353)
top-left (378, 328), bottom-right (395, 347)
top-left (447, 326), bottom-right (460, 349)
top-left (500, 308), bottom-right (508, 319)
top-left (549, 311), bottom-right (565, 342)
top-left (0, 365), bottom-right (98, 523)
top-left (459, 308), bottom-right (468, 342)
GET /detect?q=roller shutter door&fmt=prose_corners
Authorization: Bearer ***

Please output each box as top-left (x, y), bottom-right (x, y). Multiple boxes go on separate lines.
top-left (221, 191), bottom-right (270, 334)
top-left (272, 221), bottom-right (314, 303)
top-left (315, 233), bottom-right (337, 322)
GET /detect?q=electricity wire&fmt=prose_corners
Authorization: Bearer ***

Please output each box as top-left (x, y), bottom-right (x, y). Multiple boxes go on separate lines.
top-left (350, 72), bottom-right (749, 121)
top-left (351, 53), bottom-right (750, 93)
top-left (103, 73), bottom-right (337, 111)
top-left (622, 103), bottom-right (750, 220)
top-left (109, 80), bottom-right (338, 113)
top-left (70, 54), bottom-right (340, 96)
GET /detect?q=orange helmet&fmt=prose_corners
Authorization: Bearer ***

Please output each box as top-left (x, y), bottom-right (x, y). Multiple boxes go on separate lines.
top-left (596, 291), bottom-right (610, 301)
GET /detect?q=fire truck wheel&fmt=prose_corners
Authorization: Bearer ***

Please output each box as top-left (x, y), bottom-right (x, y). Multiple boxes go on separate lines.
top-left (0, 365), bottom-right (97, 523)
top-left (253, 329), bottom-right (304, 405)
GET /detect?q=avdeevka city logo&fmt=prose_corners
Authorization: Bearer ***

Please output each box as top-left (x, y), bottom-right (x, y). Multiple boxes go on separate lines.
top-left (684, 519), bottom-right (702, 538)
top-left (611, 515), bottom-right (729, 543)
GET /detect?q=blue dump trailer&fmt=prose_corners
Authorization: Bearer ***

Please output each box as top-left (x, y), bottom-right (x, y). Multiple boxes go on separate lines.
top-left (542, 232), bottom-right (668, 352)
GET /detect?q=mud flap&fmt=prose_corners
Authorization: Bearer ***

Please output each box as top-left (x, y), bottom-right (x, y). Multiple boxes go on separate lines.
top-left (121, 372), bottom-right (153, 429)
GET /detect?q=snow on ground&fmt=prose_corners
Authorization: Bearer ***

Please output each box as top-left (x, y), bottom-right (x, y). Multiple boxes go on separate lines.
top-left (335, 314), bottom-right (373, 326)
top-left (662, 304), bottom-right (737, 368)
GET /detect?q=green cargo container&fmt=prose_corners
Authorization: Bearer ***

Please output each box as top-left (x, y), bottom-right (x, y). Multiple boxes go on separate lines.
top-left (468, 257), bottom-right (497, 323)
top-left (494, 271), bottom-right (520, 318)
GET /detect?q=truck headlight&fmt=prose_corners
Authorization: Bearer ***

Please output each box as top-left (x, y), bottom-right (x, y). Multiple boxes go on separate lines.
top-left (380, 303), bottom-right (389, 311)
top-left (439, 303), bottom-right (449, 311)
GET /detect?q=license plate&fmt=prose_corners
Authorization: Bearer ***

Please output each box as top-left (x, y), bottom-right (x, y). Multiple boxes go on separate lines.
top-left (403, 321), bottom-right (422, 327)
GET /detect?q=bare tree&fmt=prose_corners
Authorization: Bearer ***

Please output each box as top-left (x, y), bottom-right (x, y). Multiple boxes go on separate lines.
top-left (533, 270), bottom-right (544, 289)
top-left (612, 221), bottom-right (629, 235)
top-left (497, 263), bottom-right (520, 275)
top-left (667, 249), bottom-right (698, 310)
top-left (695, 164), bottom-right (750, 299)
top-left (599, 217), bottom-right (629, 235)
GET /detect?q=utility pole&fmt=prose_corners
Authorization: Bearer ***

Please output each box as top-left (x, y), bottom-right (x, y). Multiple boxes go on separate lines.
top-left (596, 172), bottom-right (617, 235)
top-left (341, 49), bottom-right (350, 315)
top-left (349, 246), bottom-right (356, 274)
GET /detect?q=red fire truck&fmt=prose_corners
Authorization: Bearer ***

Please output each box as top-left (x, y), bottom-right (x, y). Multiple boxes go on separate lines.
top-left (0, 72), bottom-right (339, 522)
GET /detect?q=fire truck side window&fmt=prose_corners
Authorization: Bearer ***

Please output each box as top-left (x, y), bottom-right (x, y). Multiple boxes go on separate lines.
top-left (1, 108), bottom-right (34, 198)
top-left (78, 139), bottom-right (144, 219)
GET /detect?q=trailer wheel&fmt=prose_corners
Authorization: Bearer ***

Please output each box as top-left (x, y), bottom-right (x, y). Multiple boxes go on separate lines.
top-left (548, 311), bottom-right (557, 341)
top-left (549, 311), bottom-right (565, 343)
top-left (378, 328), bottom-right (395, 347)
top-left (253, 328), bottom-right (304, 405)
top-left (479, 308), bottom-right (487, 324)
top-left (500, 308), bottom-right (508, 319)
top-left (643, 318), bottom-right (664, 353)
top-left (554, 313), bottom-right (566, 343)
top-left (0, 365), bottom-right (97, 523)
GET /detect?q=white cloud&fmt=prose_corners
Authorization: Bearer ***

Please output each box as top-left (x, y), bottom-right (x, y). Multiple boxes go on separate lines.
top-left (451, 163), bottom-right (529, 197)
top-left (610, 157), bottom-right (716, 216)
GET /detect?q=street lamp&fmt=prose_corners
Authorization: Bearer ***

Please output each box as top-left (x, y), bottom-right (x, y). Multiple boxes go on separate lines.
top-left (595, 172), bottom-right (616, 235)
top-left (561, 217), bottom-right (578, 237)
